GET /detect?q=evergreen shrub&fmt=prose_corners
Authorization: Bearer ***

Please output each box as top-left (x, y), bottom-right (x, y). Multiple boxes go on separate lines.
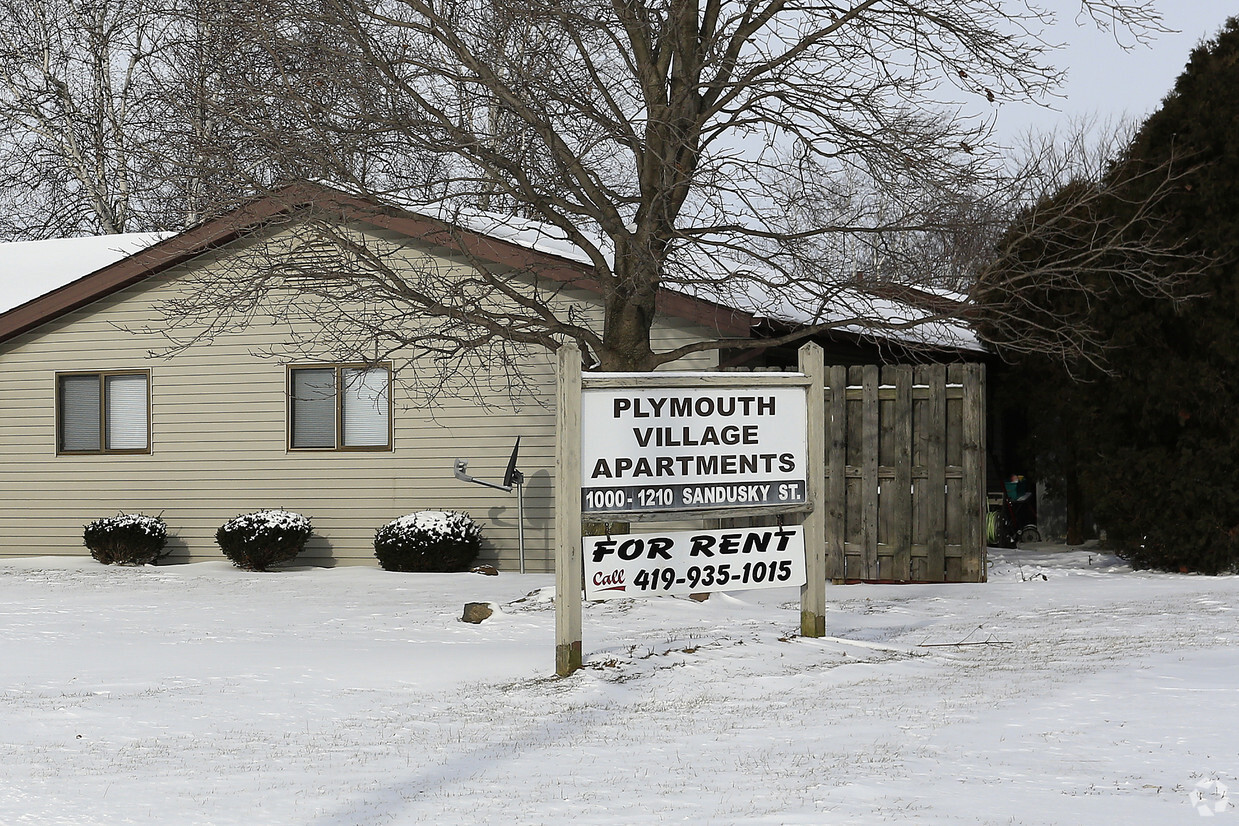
top-left (979, 19), bottom-right (1239, 574)
top-left (374, 511), bottom-right (482, 572)
top-left (215, 510), bottom-right (312, 571)
top-left (83, 514), bottom-right (168, 565)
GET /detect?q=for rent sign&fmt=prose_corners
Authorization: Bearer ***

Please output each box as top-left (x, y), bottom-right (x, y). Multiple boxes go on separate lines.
top-left (584, 525), bottom-right (807, 600)
top-left (555, 346), bottom-right (829, 675)
top-left (580, 386), bottom-right (808, 514)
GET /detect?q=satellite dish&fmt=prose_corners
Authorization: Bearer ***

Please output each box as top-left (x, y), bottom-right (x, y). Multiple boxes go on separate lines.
top-left (502, 437), bottom-right (522, 488)
top-left (450, 436), bottom-right (527, 573)
top-left (452, 436), bottom-right (523, 492)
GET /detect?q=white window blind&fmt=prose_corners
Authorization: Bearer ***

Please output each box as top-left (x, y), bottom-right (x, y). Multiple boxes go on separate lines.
top-left (59, 375), bottom-right (101, 452)
top-left (105, 374), bottom-right (149, 450)
top-left (341, 367), bottom-right (390, 447)
top-left (291, 368), bottom-right (337, 448)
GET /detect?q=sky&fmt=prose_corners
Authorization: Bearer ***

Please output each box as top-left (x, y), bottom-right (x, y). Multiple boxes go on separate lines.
top-left (988, 2), bottom-right (1236, 146)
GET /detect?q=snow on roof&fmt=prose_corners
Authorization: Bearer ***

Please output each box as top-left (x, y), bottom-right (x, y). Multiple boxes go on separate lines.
top-left (720, 282), bottom-right (982, 351)
top-left (0, 232), bottom-right (170, 315)
top-left (441, 206), bottom-right (982, 352)
top-left (452, 210), bottom-right (597, 268)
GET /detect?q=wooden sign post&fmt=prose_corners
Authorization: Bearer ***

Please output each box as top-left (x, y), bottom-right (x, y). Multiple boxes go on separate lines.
top-left (555, 344), bottom-right (583, 677)
top-left (799, 343), bottom-right (827, 637)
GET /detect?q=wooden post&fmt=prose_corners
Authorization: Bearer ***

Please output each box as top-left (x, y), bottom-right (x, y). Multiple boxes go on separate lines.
top-left (555, 343), bottom-right (583, 676)
top-left (799, 343), bottom-right (826, 637)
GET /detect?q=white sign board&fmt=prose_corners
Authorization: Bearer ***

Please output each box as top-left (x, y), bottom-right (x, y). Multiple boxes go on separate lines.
top-left (580, 386), bottom-right (808, 514)
top-left (584, 525), bottom-right (806, 600)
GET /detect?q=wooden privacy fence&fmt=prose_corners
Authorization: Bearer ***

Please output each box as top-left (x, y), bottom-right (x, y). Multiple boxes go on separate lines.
top-left (823, 363), bottom-right (986, 583)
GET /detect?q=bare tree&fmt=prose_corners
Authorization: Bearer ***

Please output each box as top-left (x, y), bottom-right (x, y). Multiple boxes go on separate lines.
top-left (974, 118), bottom-right (1209, 374)
top-left (137, 0), bottom-right (239, 227)
top-left (0, 0), bottom-right (393, 239)
top-left (155, 0), bottom-right (1182, 375)
top-left (0, 0), bottom-right (255, 237)
top-left (0, 0), bottom-right (174, 237)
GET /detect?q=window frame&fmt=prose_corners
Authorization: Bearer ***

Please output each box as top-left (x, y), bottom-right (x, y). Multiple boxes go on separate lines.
top-left (55, 369), bottom-right (152, 456)
top-left (286, 362), bottom-right (393, 452)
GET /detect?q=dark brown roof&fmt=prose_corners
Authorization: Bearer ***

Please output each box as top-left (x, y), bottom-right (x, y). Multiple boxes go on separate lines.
top-left (0, 182), bottom-right (753, 345)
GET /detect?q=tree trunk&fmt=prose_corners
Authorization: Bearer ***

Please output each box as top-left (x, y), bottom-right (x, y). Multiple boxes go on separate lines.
top-left (1065, 481), bottom-right (1093, 546)
top-left (598, 238), bottom-right (659, 371)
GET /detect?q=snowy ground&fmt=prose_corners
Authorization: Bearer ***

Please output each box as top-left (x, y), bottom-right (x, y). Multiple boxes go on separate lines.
top-left (1, 547), bottom-right (1235, 825)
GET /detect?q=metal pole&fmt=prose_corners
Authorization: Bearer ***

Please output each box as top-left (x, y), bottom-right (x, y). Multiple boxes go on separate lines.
top-left (516, 474), bottom-right (526, 574)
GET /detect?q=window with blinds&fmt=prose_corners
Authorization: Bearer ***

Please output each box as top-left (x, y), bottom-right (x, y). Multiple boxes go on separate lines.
top-left (57, 372), bottom-right (150, 454)
top-left (289, 364), bottom-right (391, 450)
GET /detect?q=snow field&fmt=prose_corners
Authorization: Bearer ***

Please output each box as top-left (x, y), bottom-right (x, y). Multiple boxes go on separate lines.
top-left (0, 549), bottom-right (1235, 824)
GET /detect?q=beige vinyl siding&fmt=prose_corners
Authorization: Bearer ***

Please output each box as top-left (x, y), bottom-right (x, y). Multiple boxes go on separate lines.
top-left (0, 224), bottom-right (731, 569)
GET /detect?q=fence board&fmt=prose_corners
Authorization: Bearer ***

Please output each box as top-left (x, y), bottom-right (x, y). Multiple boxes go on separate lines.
top-left (861, 365), bottom-right (880, 580)
top-left (825, 365), bottom-right (847, 580)
top-left (961, 363), bottom-right (986, 582)
top-left (890, 367), bottom-right (913, 581)
top-left (926, 364), bottom-right (947, 581)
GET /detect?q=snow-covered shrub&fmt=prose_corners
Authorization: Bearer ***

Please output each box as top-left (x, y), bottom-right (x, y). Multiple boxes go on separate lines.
top-left (374, 511), bottom-right (482, 572)
top-left (215, 510), bottom-right (312, 571)
top-left (83, 514), bottom-right (168, 565)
